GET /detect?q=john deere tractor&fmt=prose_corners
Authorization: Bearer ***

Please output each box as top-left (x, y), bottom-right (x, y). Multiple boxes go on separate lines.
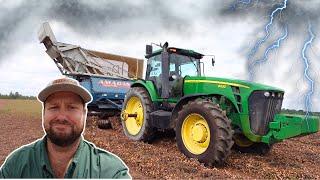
top-left (121, 42), bottom-right (319, 166)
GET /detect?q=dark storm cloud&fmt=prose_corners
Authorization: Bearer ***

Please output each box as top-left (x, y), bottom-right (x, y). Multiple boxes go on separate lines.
top-left (218, 0), bottom-right (278, 20)
top-left (1, 0), bottom-right (318, 64)
top-left (219, 0), bottom-right (320, 29)
top-left (0, 0), bottom-right (194, 63)
top-left (47, 0), bottom-right (193, 36)
top-left (47, 0), bottom-right (145, 35)
top-left (0, 1), bottom-right (39, 63)
top-left (217, 0), bottom-right (320, 76)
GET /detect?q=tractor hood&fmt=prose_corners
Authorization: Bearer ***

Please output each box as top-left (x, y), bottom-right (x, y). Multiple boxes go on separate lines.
top-left (184, 76), bottom-right (284, 92)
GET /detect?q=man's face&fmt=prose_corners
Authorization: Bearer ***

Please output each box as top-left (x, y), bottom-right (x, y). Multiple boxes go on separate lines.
top-left (43, 91), bottom-right (86, 147)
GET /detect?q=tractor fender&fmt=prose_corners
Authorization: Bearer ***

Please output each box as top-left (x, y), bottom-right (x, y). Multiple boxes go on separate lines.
top-left (130, 80), bottom-right (159, 101)
top-left (170, 93), bottom-right (239, 129)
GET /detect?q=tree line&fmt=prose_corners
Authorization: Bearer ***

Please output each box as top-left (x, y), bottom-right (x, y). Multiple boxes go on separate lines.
top-left (0, 92), bottom-right (36, 100)
top-left (0, 92), bottom-right (319, 116)
top-left (281, 108), bottom-right (320, 116)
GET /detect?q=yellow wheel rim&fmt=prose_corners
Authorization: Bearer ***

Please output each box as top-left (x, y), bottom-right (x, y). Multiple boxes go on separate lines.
top-left (181, 113), bottom-right (210, 155)
top-left (124, 96), bottom-right (144, 135)
top-left (233, 133), bottom-right (254, 147)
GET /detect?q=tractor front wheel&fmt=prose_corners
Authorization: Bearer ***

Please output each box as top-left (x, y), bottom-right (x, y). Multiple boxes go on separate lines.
top-left (176, 100), bottom-right (234, 167)
top-left (233, 133), bottom-right (272, 155)
top-left (121, 87), bottom-right (155, 142)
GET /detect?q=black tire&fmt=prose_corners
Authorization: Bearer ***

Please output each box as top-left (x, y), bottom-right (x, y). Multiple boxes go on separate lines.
top-left (175, 100), bottom-right (234, 167)
top-left (121, 87), bottom-right (155, 142)
top-left (99, 112), bottom-right (116, 119)
top-left (233, 134), bottom-right (272, 156)
top-left (97, 118), bottom-right (112, 129)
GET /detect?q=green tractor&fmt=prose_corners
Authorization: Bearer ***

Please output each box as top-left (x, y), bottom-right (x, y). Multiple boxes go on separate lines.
top-left (121, 42), bottom-right (319, 166)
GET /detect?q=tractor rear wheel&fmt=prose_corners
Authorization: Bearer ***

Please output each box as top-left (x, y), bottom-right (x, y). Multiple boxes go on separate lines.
top-left (121, 87), bottom-right (155, 142)
top-left (233, 133), bottom-right (272, 155)
top-left (176, 100), bottom-right (234, 167)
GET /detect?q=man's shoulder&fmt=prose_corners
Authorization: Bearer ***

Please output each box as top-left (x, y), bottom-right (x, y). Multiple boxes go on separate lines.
top-left (82, 139), bottom-right (131, 178)
top-left (0, 138), bottom-right (43, 178)
top-left (4, 138), bottom-right (42, 163)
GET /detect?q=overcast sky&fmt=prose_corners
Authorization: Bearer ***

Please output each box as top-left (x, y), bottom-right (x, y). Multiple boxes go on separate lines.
top-left (0, 0), bottom-right (319, 111)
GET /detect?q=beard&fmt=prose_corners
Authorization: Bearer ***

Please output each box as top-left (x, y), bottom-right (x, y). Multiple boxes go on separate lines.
top-left (45, 119), bottom-right (83, 147)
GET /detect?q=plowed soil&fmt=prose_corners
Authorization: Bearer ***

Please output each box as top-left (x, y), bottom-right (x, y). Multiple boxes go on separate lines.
top-left (0, 101), bottom-right (319, 179)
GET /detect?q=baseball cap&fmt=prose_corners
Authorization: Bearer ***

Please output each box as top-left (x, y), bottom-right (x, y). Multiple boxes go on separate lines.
top-left (38, 77), bottom-right (92, 103)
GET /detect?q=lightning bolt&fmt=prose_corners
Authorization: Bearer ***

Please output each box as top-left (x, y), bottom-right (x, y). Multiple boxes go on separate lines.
top-left (248, 25), bottom-right (288, 78)
top-left (247, 0), bottom-right (288, 81)
top-left (301, 22), bottom-right (315, 123)
top-left (231, 0), bottom-right (316, 116)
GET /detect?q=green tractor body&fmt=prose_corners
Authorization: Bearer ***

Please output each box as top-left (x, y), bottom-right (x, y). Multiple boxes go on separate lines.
top-left (121, 43), bottom-right (320, 166)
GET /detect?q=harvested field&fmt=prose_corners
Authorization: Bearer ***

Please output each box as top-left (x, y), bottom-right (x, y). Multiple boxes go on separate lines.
top-left (0, 99), bottom-right (319, 179)
top-left (0, 99), bottom-right (43, 165)
top-left (0, 99), bottom-right (6, 109)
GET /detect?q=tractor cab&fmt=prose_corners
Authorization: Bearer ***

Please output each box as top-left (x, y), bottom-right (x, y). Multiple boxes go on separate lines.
top-left (145, 42), bottom-right (203, 99)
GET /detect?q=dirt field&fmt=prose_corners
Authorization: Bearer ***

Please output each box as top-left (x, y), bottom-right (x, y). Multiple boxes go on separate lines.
top-left (0, 99), bottom-right (319, 179)
top-left (0, 100), bottom-right (6, 109)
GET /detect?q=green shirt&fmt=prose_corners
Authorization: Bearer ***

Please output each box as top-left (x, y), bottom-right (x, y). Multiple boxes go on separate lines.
top-left (0, 136), bottom-right (131, 178)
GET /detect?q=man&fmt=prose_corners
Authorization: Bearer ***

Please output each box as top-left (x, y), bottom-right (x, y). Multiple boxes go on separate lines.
top-left (0, 77), bottom-right (131, 178)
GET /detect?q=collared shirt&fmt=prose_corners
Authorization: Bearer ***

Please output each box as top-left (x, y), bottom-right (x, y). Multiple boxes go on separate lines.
top-left (0, 136), bottom-right (131, 178)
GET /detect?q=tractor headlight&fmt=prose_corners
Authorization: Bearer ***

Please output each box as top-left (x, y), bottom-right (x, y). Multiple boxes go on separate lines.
top-left (264, 92), bottom-right (270, 97)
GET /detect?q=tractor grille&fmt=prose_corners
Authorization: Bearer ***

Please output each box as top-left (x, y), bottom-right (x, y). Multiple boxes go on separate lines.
top-left (248, 91), bottom-right (283, 135)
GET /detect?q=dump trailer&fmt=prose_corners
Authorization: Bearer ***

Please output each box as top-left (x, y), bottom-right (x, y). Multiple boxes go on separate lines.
top-left (121, 42), bottom-right (320, 166)
top-left (38, 22), bottom-right (144, 128)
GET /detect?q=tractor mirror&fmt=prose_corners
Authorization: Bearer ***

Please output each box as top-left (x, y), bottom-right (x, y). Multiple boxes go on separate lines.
top-left (146, 45), bottom-right (153, 55)
top-left (212, 58), bottom-right (215, 67)
top-left (163, 42), bottom-right (169, 49)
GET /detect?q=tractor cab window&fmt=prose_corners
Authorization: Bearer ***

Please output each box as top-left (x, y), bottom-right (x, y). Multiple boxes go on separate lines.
top-left (180, 63), bottom-right (198, 77)
top-left (169, 53), bottom-right (200, 77)
top-left (146, 55), bottom-right (162, 79)
top-left (146, 54), bottom-right (163, 97)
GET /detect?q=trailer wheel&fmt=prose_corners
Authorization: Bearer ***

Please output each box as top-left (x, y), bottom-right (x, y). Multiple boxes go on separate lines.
top-left (121, 87), bottom-right (155, 142)
top-left (233, 133), bottom-right (272, 155)
top-left (97, 118), bottom-right (112, 129)
top-left (176, 100), bottom-right (234, 167)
